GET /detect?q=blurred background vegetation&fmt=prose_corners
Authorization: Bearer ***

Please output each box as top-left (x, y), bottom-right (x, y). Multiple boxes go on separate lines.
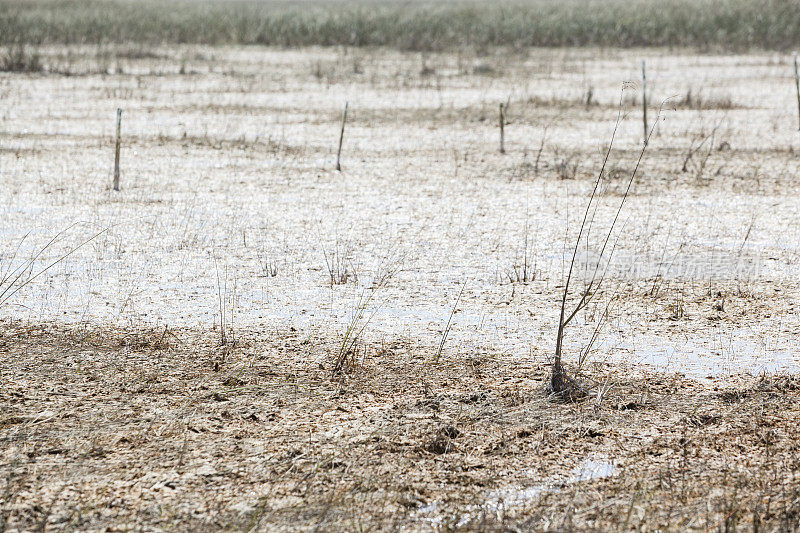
top-left (1, 0), bottom-right (798, 52)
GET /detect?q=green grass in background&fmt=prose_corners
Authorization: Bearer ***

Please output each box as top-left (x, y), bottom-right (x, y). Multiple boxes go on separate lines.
top-left (1, 0), bottom-right (798, 51)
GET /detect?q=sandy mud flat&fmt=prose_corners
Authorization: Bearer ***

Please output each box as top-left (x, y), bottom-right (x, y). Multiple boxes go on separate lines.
top-left (1, 45), bottom-right (799, 530)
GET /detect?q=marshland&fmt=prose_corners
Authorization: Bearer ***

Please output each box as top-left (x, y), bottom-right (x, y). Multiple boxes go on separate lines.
top-left (1, 1), bottom-right (800, 531)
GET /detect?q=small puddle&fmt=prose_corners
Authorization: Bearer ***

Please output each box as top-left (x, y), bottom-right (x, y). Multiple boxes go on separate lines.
top-left (580, 328), bottom-right (800, 378)
top-left (486, 456), bottom-right (617, 511)
top-left (414, 456), bottom-right (617, 526)
top-left (570, 457), bottom-right (617, 482)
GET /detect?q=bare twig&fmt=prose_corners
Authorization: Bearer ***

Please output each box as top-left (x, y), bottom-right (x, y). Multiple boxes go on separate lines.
top-left (499, 103), bottom-right (506, 154)
top-left (113, 108), bottom-right (122, 191)
top-left (794, 52), bottom-right (800, 131)
top-left (534, 115), bottom-right (560, 175)
top-left (641, 60), bottom-right (648, 143)
top-left (433, 281), bottom-right (466, 362)
top-left (335, 101), bottom-right (348, 171)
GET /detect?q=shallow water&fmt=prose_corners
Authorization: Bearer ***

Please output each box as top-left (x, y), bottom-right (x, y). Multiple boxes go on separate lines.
top-left (416, 456), bottom-right (618, 525)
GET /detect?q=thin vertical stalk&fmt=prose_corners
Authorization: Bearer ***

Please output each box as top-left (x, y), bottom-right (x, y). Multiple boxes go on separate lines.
top-left (641, 60), bottom-right (648, 144)
top-left (433, 281), bottom-right (466, 363)
top-left (499, 103), bottom-right (505, 154)
top-left (793, 52), bottom-right (800, 131)
top-left (113, 108), bottom-right (122, 191)
top-left (336, 101), bottom-right (348, 171)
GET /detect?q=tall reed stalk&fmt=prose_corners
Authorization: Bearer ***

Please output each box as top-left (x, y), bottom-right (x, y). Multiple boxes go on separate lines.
top-left (551, 91), bottom-right (663, 399)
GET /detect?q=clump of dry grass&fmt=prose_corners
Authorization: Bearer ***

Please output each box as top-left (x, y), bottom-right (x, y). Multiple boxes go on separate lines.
top-left (323, 240), bottom-right (358, 287)
top-left (676, 88), bottom-right (735, 110)
top-left (551, 90), bottom-right (661, 399)
top-left (261, 257), bottom-right (279, 278)
top-left (505, 228), bottom-right (537, 284)
top-left (554, 152), bottom-right (580, 180)
top-left (331, 266), bottom-right (397, 375)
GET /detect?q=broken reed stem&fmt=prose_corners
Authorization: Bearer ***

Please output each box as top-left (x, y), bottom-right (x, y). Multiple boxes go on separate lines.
top-left (336, 101), bottom-right (348, 171)
top-left (499, 103), bottom-right (505, 154)
top-left (793, 52), bottom-right (800, 131)
top-left (641, 60), bottom-right (648, 144)
top-left (113, 108), bottom-right (122, 191)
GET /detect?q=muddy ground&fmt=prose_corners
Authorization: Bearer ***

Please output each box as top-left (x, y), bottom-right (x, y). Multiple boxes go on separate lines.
top-left (1, 46), bottom-right (800, 530)
top-left (1, 322), bottom-right (799, 531)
